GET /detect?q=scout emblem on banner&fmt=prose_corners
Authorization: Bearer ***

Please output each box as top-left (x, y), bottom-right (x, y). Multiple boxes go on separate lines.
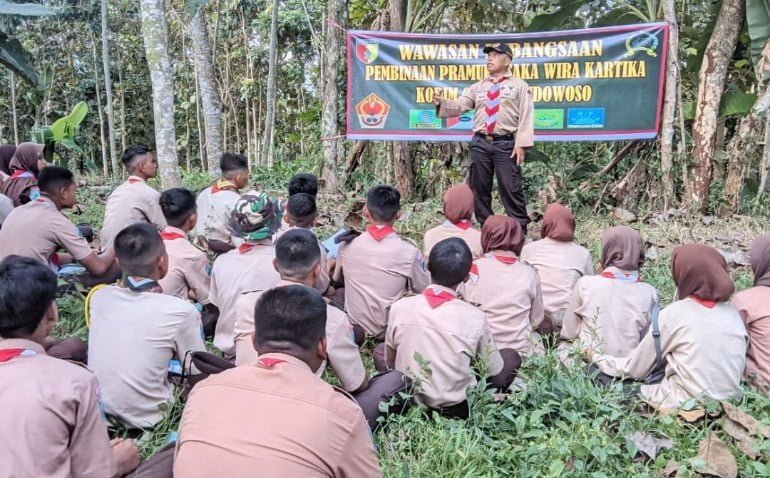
top-left (355, 93), bottom-right (391, 128)
top-left (356, 39), bottom-right (379, 64)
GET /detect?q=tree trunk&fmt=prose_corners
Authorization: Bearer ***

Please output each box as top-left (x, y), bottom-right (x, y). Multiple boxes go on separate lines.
top-left (140, 0), bottom-right (180, 188)
top-left (190, 9), bottom-right (223, 176)
top-left (91, 35), bottom-right (109, 178)
top-left (10, 72), bottom-right (18, 145)
top-left (686, 0), bottom-right (744, 210)
top-left (389, 0), bottom-right (415, 197)
top-left (660, 0), bottom-right (679, 210)
top-left (321, 0), bottom-right (342, 192)
top-left (261, 0), bottom-right (279, 167)
top-left (759, 116), bottom-right (770, 196)
top-left (101, 0), bottom-right (118, 178)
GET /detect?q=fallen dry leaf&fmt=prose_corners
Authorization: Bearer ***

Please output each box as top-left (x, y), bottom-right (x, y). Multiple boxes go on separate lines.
top-left (722, 417), bottom-right (759, 459)
top-left (689, 432), bottom-right (737, 478)
top-left (720, 401), bottom-right (770, 459)
top-left (626, 431), bottom-right (673, 460)
top-left (661, 460), bottom-right (680, 477)
top-left (677, 408), bottom-right (706, 423)
top-left (721, 401), bottom-right (770, 436)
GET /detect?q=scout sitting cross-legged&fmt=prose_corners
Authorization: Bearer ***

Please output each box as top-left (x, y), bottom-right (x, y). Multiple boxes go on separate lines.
top-left (87, 224), bottom-right (206, 430)
top-left (0, 256), bottom-right (141, 477)
top-left (194, 152), bottom-right (250, 254)
top-left (174, 285), bottom-right (382, 478)
top-left (100, 145), bottom-right (167, 251)
top-left (159, 187), bottom-right (218, 337)
top-left (385, 238), bottom-right (520, 419)
top-left (423, 183), bottom-right (483, 260)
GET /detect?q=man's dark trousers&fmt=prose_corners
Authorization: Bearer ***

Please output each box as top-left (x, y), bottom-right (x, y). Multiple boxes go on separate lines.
top-left (469, 133), bottom-right (530, 230)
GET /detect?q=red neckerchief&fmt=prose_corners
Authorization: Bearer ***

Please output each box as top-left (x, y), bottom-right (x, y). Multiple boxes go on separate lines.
top-left (160, 230), bottom-right (186, 241)
top-left (422, 288), bottom-right (455, 308)
top-left (600, 271), bottom-right (641, 282)
top-left (453, 220), bottom-right (472, 231)
top-left (494, 255), bottom-right (518, 265)
top-left (367, 225), bottom-right (395, 242)
top-left (9, 170), bottom-right (33, 180)
top-left (258, 357), bottom-right (286, 367)
top-left (127, 176), bottom-right (145, 185)
top-left (211, 179), bottom-right (238, 194)
top-left (690, 296), bottom-right (717, 309)
top-left (239, 243), bottom-right (264, 254)
top-left (0, 348), bottom-right (35, 362)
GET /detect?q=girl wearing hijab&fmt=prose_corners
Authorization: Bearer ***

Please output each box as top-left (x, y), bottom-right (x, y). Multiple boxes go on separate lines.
top-left (521, 203), bottom-right (594, 330)
top-left (464, 215), bottom-right (545, 357)
top-left (592, 244), bottom-right (746, 409)
top-left (0, 144), bottom-right (16, 181)
top-left (561, 226), bottom-right (658, 359)
top-left (423, 183), bottom-right (483, 259)
top-left (0, 142), bottom-right (46, 207)
top-left (732, 234), bottom-right (770, 391)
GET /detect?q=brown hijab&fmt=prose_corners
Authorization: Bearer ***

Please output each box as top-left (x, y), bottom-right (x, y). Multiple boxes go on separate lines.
top-left (540, 203), bottom-right (575, 242)
top-left (600, 226), bottom-right (644, 270)
top-left (8, 142), bottom-right (44, 175)
top-left (0, 144), bottom-right (16, 175)
top-left (481, 215), bottom-right (524, 255)
top-left (443, 183), bottom-right (474, 224)
top-left (1, 142), bottom-right (44, 206)
top-left (671, 244), bottom-right (734, 302)
top-left (750, 234), bottom-right (770, 287)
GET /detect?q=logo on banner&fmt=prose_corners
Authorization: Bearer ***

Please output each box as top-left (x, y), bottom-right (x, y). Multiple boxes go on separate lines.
top-left (446, 111), bottom-right (474, 130)
top-left (356, 39), bottom-right (380, 64)
top-left (409, 110), bottom-right (442, 129)
top-left (567, 108), bottom-right (605, 128)
top-left (625, 31), bottom-right (659, 58)
top-left (534, 109), bottom-right (565, 129)
top-left (355, 93), bottom-right (391, 128)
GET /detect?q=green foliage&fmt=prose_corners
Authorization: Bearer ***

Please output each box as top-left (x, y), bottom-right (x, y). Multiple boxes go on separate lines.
top-left (31, 101), bottom-right (90, 162)
top-left (0, 29), bottom-right (41, 88)
top-left (746, 0), bottom-right (770, 72)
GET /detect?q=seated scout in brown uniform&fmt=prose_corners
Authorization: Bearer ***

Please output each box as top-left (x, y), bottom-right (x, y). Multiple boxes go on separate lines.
top-left (520, 203), bottom-right (594, 330)
top-left (209, 191), bottom-right (281, 356)
top-left (732, 234), bottom-right (770, 392)
top-left (174, 285), bottom-right (382, 478)
top-left (464, 216), bottom-right (546, 357)
top-left (194, 152), bottom-right (250, 254)
top-left (561, 226), bottom-right (658, 360)
top-left (88, 224), bottom-right (206, 430)
top-left (0, 166), bottom-right (116, 278)
top-left (159, 187), bottom-right (218, 337)
top-left (0, 256), bottom-right (140, 477)
top-left (386, 238), bottom-right (520, 418)
top-left (277, 172), bottom-right (320, 234)
top-left (590, 244), bottom-right (747, 409)
top-left (423, 183), bottom-right (483, 260)
top-left (100, 145), bottom-right (167, 251)
top-left (335, 185), bottom-right (430, 341)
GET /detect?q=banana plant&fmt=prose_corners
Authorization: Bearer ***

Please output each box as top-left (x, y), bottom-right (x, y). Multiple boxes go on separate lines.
top-left (31, 102), bottom-right (89, 163)
top-left (0, 1), bottom-right (55, 89)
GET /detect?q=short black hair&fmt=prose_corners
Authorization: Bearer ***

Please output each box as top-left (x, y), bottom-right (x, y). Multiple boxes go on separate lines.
top-left (38, 166), bottom-right (75, 195)
top-left (286, 193), bottom-right (317, 229)
top-left (0, 256), bottom-right (57, 336)
top-left (122, 145), bottom-right (150, 170)
top-left (288, 173), bottom-right (318, 197)
top-left (275, 228), bottom-right (321, 279)
top-left (160, 187), bottom-right (197, 227)
top-left (220, 153), bottom-right (248, 177)
top-left (114, 223), bottom-right (165, 277)
top-left (366, 184), bottom-right (400, 223)
top-left (428, 238), bottom-right (472, 288)
top-left (254, 284), bottom-right (326, 350)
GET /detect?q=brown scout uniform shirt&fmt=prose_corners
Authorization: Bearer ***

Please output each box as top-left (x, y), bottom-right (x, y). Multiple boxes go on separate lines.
top-left (385, 285), bottom-right (503, 408)
top-left (158, 226), bottom-right (212, 304)
top-left (423, 221), bottom-right (484, 260)
top-left (87, 286), bottom-right (206, 428)
top-left (335, 227), bottom-right (430, 338)
top-left (520, 238), bottom-right (594, 327)
top-left (0, 338), bottom-right (116, 478)
top-left (173, 353), bottom-right (382, 478)
top-left (437, 72), bottom-right (535, 147)
top-left (463, 251), bottom-right (545, 356)
top-left (100, 176), bottom-right (167, 251)
top-left (732, 286), bottom-right (770, 386)
top-left (209, 240), bottom-right (280, 355)
top-left (561, 268), bottom-right (658, 358)
top-left (0, 196), bottom-right (93, 267)
top-left (233, 280), bottom-right (366, 392)
top-left (194, 186), bottom-right (240, 246)
top-left (595, 299), bottom-right (747, 409)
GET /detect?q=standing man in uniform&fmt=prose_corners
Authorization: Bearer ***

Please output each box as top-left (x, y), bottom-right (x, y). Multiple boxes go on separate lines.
top-left (434, 43), bottom-right (535, 230)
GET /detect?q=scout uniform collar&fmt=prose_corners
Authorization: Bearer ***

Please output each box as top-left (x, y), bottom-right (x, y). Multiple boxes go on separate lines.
top-left (256, 352), bottom-right (313, 373)
top-left (122, 275), bottom-right (163, 293)
top-left (160, 226), bottom-right (188, 241)
top-left (212, 178), bottom-right (239, 194)
top-left (422, 284), bottom-right (457, 308)
top-left (0, 338), bottom-right (45, 362)
top-left (127, 175), bottom-right (146, 184)
top-left (366, 224), bottom-right (396, 241)
top-left (600, 266), bottom-right (640, 282)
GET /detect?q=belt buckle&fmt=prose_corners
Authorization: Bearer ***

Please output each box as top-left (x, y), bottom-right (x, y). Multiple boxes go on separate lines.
top-left (485, 135), bottom-right (494, 141)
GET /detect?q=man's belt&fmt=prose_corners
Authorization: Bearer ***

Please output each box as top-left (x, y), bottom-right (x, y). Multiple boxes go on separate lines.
top-left (475, 132), bottom-right (514, 142)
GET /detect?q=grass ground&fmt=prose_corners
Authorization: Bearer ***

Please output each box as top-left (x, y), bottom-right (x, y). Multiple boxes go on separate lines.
top-left (55, 176), bottom-right (770, 477)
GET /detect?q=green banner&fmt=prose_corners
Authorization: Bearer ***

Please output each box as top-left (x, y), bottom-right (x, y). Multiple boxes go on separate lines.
top-left (346, 23), bottom-right (668, 142)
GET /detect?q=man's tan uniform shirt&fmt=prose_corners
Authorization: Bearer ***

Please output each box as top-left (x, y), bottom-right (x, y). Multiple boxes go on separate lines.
top-left (173, 353), bottom-right (381, 478)
top-left (158, 226), bottom-right (211, 304)
top-left (463, 251), bottom-right (545, 356)
top-left (385, 286), bottom-right (503, 408)
top-left (732, 286), bottom-right (770, 386)
top-left (233, 280), bottom-right (366, 391)
top-left (594, 299), bottom-right (747, 409)
top-left (0, 339), bottom-right (116, 478)
top-left (520, 237), bottom-right (594, 326)
top-left (194, 186), bottom-right (240, 246)
top-left (336, 228), bottom-right (430, 338)
top-left (87, 286), bottom-right (206, 428)
top-left (423, 221), bottom-right (483, 260)
top-left (100, 176), bottom-right (167, 251)
top-left (209, 241), bottom-right (280, 355)
top-left (437, 72), bottom-right (535, 147)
